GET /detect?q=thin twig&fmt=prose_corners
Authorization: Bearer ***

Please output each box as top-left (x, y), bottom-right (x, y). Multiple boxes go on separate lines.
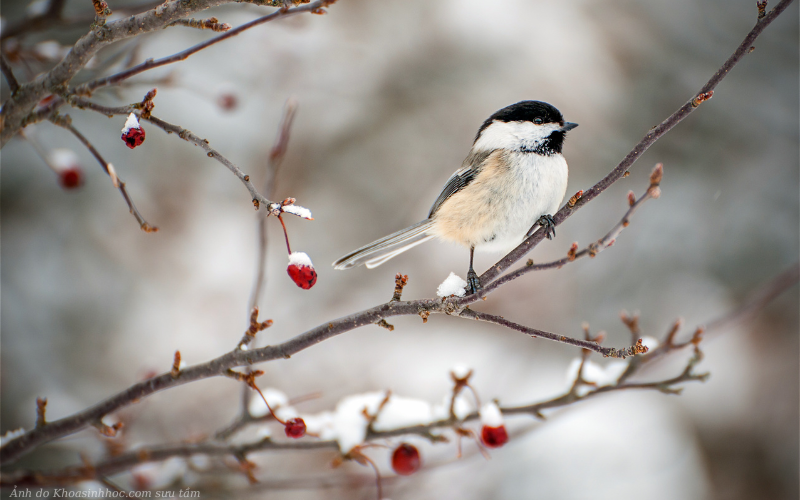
top-left (0, 55), bottom-right (20, 93)
top-left (474, 0), bottom-right (796, 291)
top-left (480, 164), bottom-right (663, 296)
top-left (704, 261), bottom-right (800, 333)
top-left (49, 115), bottom-right (158, 232)
top-left (458, 309), bottom-right (647, 358)
top-left (73, 1), bottom-right (334, 95)
top-left (64, 96), bottom-right (308, 218)
top-left (249, 99), bottom-right (298, 312)
top-left (0, 0), bottom-right (334, 146)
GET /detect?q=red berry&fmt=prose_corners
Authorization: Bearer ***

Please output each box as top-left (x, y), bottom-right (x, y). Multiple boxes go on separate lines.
top-left (480, 425), bottom-right (508, 448)
top-left (121, 127), bottom-right (146, 149)
top-left (217, 93), bottom-right (238, 111)
top-left (287, 263), bottom-right (317, 289)
top-left (284, 417), bottom-right (306, 438)
top-left (391, 443), bottom-right (421, 476)
top-left (59, 168), bottom-right (82, 189)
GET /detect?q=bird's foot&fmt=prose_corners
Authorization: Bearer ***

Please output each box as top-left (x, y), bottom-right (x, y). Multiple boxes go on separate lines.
top-left (537, 214), bottom-right (556, 240)
top-left (466, 268), bottom-right (482, 295)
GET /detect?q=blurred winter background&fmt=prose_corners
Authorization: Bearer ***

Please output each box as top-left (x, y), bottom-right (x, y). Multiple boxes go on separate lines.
top-left (1, 0), bottom-right (798, 498)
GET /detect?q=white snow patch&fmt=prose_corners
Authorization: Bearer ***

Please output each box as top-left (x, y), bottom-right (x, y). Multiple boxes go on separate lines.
top-left (641, 336), bottom-right (659, 350)
top-left (256, 426), bottom-right (273, 440)
top-left (275, 405), bottom-right (299, 422)
top-left (450, 363), bottom-right (472, 379)
top-left (437, 272), bottom-right (467, 297)
top-left (288, 251), bottom-right (313, 268)
top-left (1, 428), bottom-right (25, 446)
top-left (34, 40), bottom-right (64, 60)
top-left (479, 402), bottom-right (504, 427)
top-left (248, 388), bottom-right (289, 418)
top-left (122, 113), bottom-right (140, 133)
top-left (432, 392), bottom-right (475, 421)
top-left (565, 358), bottom-right (629, 396)
top-left (301, 411), bottom-right (335, 440)
top-left (282, 204), bottom-right (313, 220)
top-left (49, 148), bottom-right (79, 171)
top-left (331, 392), bottom-right (386, 452)
top-left (372, 395), bottom-right (434, 431)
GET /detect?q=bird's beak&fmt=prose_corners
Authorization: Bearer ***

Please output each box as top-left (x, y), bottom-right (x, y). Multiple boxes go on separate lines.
top-left (561, 122), bottom-right (578, 131)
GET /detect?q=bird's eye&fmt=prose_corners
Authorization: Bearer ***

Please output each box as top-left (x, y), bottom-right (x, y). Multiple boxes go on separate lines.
top-left (534, 118), bottom-right (543, 125)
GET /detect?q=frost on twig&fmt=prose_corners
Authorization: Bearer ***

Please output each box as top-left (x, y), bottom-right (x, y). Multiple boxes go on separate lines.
top-left (270, 198), bottom-right (313, 219)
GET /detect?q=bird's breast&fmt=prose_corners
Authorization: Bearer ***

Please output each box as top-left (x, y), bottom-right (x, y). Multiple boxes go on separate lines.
top-left (431, 151), bottom-right (568, 252)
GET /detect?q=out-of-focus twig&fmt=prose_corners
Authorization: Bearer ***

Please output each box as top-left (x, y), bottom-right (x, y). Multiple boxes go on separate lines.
top-left (0, 55), bottom-right (20, 93)
top-left (249, 99), bottom-right (298, 313)
top-left (704, 261), bottom-right (799, 333)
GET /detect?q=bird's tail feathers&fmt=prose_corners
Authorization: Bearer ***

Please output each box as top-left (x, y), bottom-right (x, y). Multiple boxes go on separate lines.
top-left (332, 219), bottom-right (434, 270)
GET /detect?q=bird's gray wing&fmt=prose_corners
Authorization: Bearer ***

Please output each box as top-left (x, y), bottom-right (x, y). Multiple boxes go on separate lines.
top-left (428, 150), bottom-right (492, 217)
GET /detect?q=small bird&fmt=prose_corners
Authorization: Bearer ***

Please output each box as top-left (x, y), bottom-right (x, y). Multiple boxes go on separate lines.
top-left (333, 100), bottom-right (577, 294)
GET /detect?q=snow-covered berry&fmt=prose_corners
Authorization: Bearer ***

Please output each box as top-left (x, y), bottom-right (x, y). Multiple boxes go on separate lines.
top-left (391, 443), bottom-right (421, 475)
top-left (284, 417), bottom-right (306, 439)
top-left (287, 252), bottom-right (317, 289)
top-left (479, 402), bottom-right (508, 448)
top-left (49, 148), bottom-right (83, 189)
top-left (121, 113), bottom-right (145, 149)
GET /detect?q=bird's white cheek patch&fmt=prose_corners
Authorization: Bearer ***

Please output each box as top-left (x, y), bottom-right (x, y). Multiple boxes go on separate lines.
top-left (473, 121), bottom-right (561, 152)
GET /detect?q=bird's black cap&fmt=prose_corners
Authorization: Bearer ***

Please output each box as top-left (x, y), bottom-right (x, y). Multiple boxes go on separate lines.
top-left (475, 101), bottom-right (565, 142)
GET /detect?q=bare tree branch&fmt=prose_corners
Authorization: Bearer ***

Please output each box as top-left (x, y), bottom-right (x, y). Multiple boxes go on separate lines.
top-left (0, 0), bottom-right (794, 471)
top-left (249, 98), bottom-right (298, 314)
top-left (49, 115), bottom-right (158, 232)
top-left (0, 0), bottom-right (67, 41)
top-left (6, 257), bottom-right (793, 487)
top-left (73, 2), bottom-right (330, 95)
top-left (473, 0), bottom-right (795, 291)
top-left (0, 0), bottom-right (335, 146)
top-left (480, 165), bottom-right (663, 295)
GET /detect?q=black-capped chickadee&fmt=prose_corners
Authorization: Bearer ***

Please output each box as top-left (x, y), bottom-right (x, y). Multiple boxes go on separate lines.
top-left (333, 100), bottom-right (577, 294)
